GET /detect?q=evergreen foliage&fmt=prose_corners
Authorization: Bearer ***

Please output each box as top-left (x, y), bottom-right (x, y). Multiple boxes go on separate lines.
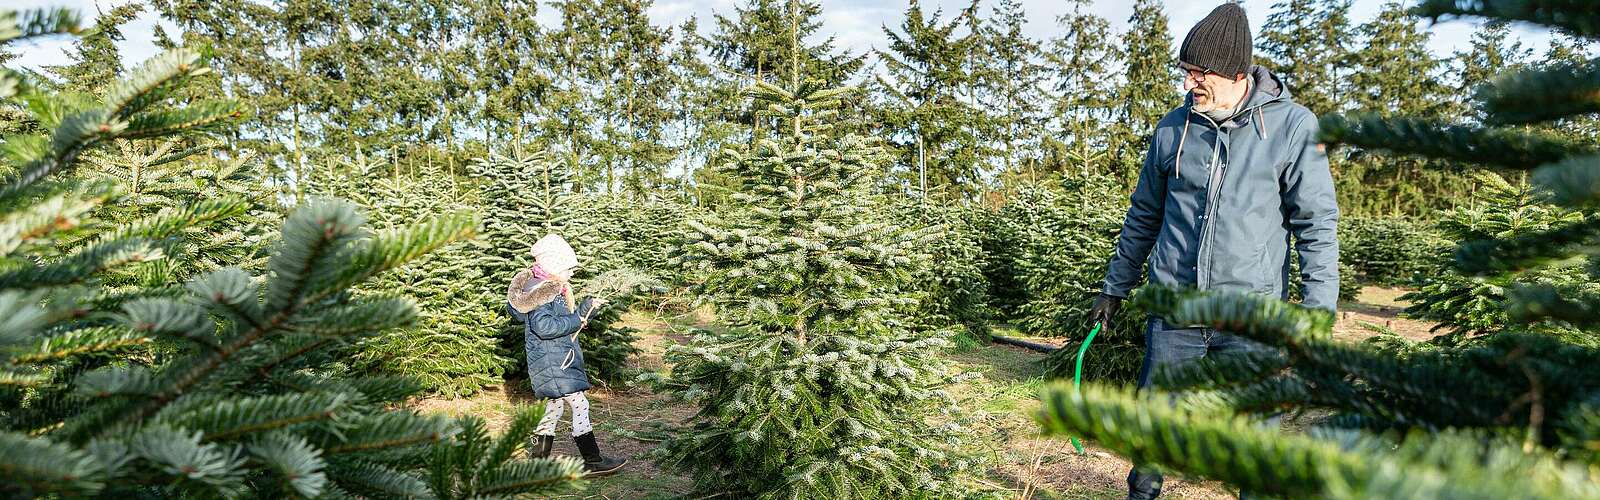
top-left (886, 198), bottom-right (991, 337)
top-left (1337, 215), bottom-right (1448, 287)
top-left (0, 14), bottom-right (580, 495)
top-left (424, 405), bottom-right (585, 498)
top-left (648, 70), bottom-right (970, 497)
top-left (471, 149), bottom-right (641, 385)
top-left (1037, 4), bottom-right (1600, 497)
top-left (317, 151), bottom-right (511, 396)
top-left (1403, 171), bottom-right (1589, 343)
top-left (873, 0), bottom-right (989, 199)
top-left (1108, 0), bottom-right (1178, 187)
top-left (977, 183), bottom-right (1147, 382)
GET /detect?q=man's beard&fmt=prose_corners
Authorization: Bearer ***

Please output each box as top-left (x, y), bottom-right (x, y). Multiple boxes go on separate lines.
top-left (1191, 92), bottom-right (1234, 116)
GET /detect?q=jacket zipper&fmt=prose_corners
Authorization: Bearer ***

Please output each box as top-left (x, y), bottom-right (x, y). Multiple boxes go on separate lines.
top-left (1192, 112), bottom-right (1228, 290)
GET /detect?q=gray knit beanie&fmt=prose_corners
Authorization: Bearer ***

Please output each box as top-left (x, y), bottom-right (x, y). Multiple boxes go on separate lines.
top-left (1180, 3), bottom-right (1252, 78)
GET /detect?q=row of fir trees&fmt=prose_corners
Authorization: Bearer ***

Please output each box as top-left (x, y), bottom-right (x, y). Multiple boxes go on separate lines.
top-left (10, 0), bottom-right (1575, 217)
top-left (0, 8), bottom-right (591, 497)
top-left (1038, 2), bottom-right (1600, 498)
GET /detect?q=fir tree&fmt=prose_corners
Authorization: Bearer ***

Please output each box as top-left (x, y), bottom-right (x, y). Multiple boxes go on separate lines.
top-left (471, 148), bottom-right (641, 385)
top-left (1043, 0), bottom-right (1118, 179)
top-left (874, 0), bottom-right (988, 199)
top-left (1341, 1), bottom-right (1464, 216)
top-left (1453, 20), bottom-right (1532, 121)
top-left (317, 151), bottom-right (512, 396)
top-left (648, 30), bottom-right (970, 496)
top-left (1108, 0), bottom-right (1179, 187)
top-left (977, 0), bottom-right (1047, 185)
top-left (0, 12), bottom-right (581, 496)
top-left (1257, 0), bottom-right (1353, 117)
top-left (1037, 4), bottom-right (1600, 497)
top-left (1402, 171), bottom-right (1587, 343)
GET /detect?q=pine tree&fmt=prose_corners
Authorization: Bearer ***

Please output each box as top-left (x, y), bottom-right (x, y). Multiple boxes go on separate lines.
top-left (316, 151), bottom-right (512, 396)
top-left (976, 0), bottom-right (1047, 185)
top-left (472, 149), bottom-right (641, 385)
top-left (874, 0), bottom-right (988, 200)
top-left (1036, 4), bottom-right (1600, 497)
top-left (1257, 0), bottom-right (1353, 117)
top-left (1108, 0), bottom-right (1179, 187)
top-left (648, 27), bottom-right (970, 495)
top-left (0, 12), bottom-right (581, 495)
top-left (1042, 0), bottom-right (1118, 182)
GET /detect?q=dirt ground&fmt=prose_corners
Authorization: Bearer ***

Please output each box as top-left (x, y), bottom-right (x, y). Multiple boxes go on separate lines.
top-left (410, 286), bottom-right (1438, 499)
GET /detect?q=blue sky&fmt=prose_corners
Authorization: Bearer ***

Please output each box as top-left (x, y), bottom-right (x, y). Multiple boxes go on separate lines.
top-left (7, 0), bottom-right (1561, 75)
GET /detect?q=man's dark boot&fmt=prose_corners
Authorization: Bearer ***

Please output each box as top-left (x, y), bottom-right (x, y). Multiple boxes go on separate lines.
top-left (527, 434), bottom-right (555, 460)
top-left (1127, 465), bottom-right (1163, 500)
top-left (573, 432), bottom-right (626, 476)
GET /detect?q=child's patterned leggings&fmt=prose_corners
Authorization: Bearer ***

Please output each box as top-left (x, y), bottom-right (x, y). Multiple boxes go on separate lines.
top-left (535, 391), bottom-right (592, 436)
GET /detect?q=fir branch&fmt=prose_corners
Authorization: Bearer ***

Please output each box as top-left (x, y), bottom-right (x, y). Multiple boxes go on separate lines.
top-left (320, 412), bottom-right (450, 456)
top-left (1151, 349), bottom-right (1290, 390)
top-left (1478, 61), bottom-right (1600, 125)
top-left (0, 238), bottom-right (161, 290)
top-left (126, 425), bottom-right (248, 493)
top-left (120, 100), bottom-right (242, 140)
top-left (8, 326), bottom-right (149, 365)
top-left (0, 430), bottom-right (103, 496)
top-left (156, 392), bottom-right (349, 443)
top-left (1532, 154), bottom-right (1600, 207)
top-left (102, 48), bottom-right (208, 121)
top-left (1413, 0), bottom-right (1600, 38)
top-left (121, 297), bottom-right (219, 351)
top-left (1505, 282), bottom-right (1600, 328)
top-left (247, 432), bottom-right (328, 498)
top-left (1318, 114), bottom-right (1592, 170)
top-left (326, 461), bottom-right (428, 499)
top-left (0, 186), bottom-right (107, 257)
top-left (312, 209), bottom-right (473, 298)
top-left (0, 8), bottom-right (84, 45)
top-left (291, 298), bottom-right (417, 338)
top-left (1453, 216), bottom-right (1600, 274)
top-left (1037, 382), bottom-right (1365, 498)
top-left (474, 459), bottom-right (586, 497)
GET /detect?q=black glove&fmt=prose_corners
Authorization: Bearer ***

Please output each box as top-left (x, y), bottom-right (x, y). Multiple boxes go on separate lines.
top-left (1089, 294), bottom-right (1122, 327)
top-left (576, 296), bottom-right (597, 320)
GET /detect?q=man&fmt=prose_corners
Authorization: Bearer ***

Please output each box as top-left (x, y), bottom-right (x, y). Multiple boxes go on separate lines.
top-left (1087, 4), bottom-right (1338, 499)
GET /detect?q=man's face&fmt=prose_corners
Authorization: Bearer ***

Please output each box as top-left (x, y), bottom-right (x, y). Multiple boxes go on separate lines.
top-left (1180, 62), bottom-right (1248, 113)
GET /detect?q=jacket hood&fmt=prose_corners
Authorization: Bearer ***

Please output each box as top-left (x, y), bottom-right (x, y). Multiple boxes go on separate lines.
top-left (508, 269), bottom-right (565, 314)
top-left (1173, 65), bottom-right (1293, 179)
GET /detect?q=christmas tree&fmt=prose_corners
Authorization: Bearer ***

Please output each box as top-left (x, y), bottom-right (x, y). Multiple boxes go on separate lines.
top-left (471, 148), bottom-right (641, 384)
top-left (1037, 4), bottom-right (1600, 497)
top-left (0, 10), bottom-right (581, 496)
top-left (317, 150), bottom-right (512, 396)
top-left (647, 14), bottom-right (970, 495)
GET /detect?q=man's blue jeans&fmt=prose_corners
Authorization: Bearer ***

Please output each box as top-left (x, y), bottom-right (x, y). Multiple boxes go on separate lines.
top-left (1126, 316), bottom-right (1274, 500)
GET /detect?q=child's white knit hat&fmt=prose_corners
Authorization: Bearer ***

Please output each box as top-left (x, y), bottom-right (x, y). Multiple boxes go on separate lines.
top-left (530, 233), bottom-right (578, 274)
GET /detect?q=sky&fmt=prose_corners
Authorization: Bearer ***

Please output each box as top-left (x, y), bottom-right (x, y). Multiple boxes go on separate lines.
top-left (7, 0), bottom-right (1562, 77)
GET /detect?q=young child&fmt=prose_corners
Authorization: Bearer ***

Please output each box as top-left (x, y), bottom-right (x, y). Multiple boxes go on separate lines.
top-left (507, 234), bottom-right (627, 476)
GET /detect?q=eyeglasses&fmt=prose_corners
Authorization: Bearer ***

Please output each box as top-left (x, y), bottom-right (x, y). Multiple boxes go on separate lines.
top-left (1177, 62), bottom-right (1218, 83)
